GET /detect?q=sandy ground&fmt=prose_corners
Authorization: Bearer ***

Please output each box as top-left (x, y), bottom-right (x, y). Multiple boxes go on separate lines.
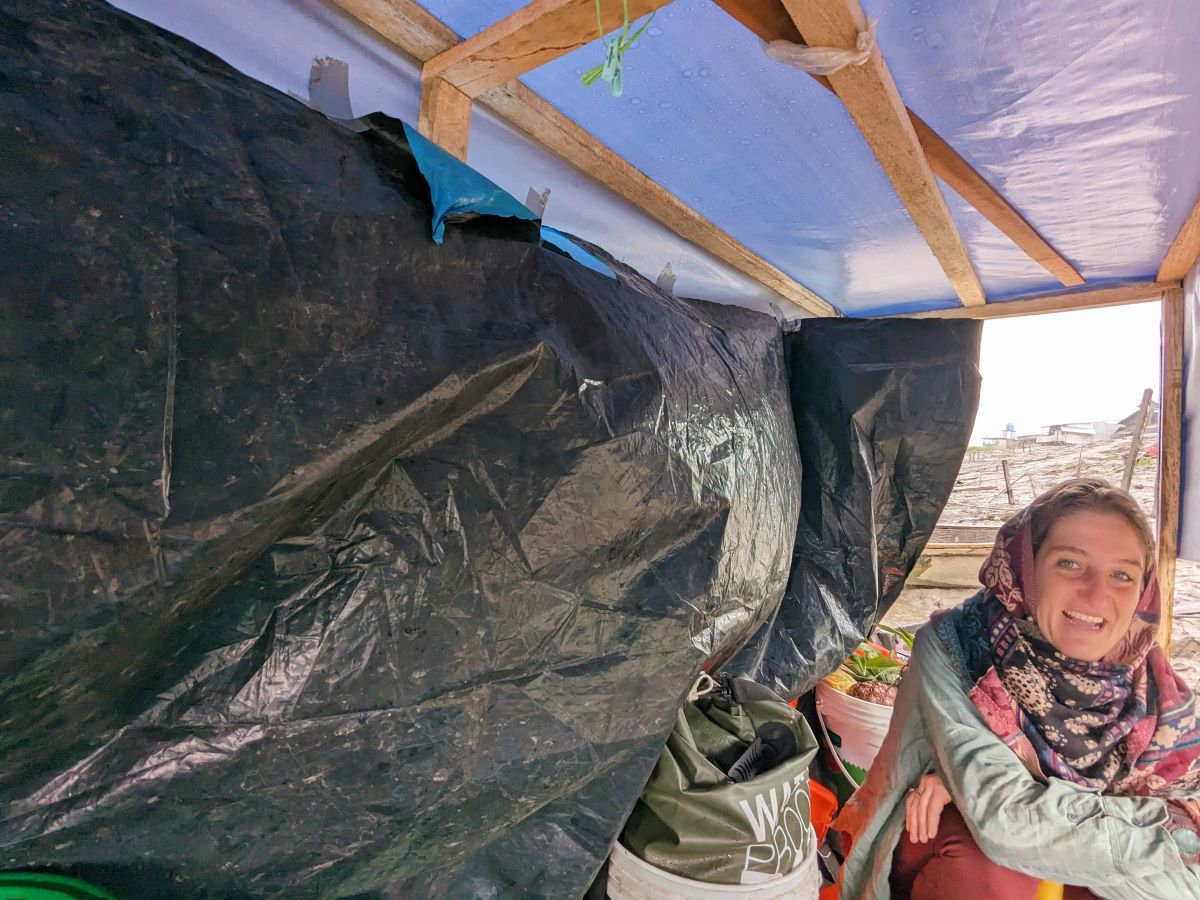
top-left (886, 435), bottom-right (1200, 688)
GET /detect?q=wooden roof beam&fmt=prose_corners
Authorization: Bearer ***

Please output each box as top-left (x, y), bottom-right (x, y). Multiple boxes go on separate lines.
top-left (327, 0), bottom-right (839, 316)
top-left (891, 280), bottom-right (1176, 320)
top-left (423, 0), bottom-right (677, 99)
top-left (711, 0), bottom-right (1084, 289)
top-left (779, 0), bottom-right (985, 307)
top-left (1157, 194), bottom-right (1200, 281)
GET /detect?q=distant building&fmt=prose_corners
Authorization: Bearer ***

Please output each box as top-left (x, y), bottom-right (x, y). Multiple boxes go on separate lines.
top-left (1116, 400), bottom-right (1159, 435)
top-left (981, 420), bottom-right (1120, 447)
top-left (1041, 423), bottom-right (1097, 445)
top-left (981, 431), bottom-right (1046, 448)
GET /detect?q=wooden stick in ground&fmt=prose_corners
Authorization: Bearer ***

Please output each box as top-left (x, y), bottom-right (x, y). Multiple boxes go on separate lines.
top-left (1076, 448), bottom-right (1085, 477)
top-left (1001, 459), bottom-right (1015, 505)
top-left (1122, 388), bottom-right (1154, 491)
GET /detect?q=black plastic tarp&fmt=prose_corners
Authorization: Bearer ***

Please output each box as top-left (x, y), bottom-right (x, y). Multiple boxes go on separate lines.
top-left (0, 1), bottom-right (802, 896)
top-left (730, 319), bottom-right (982, 698)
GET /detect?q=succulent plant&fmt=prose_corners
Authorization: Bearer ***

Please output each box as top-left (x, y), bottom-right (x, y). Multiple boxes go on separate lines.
top-left (823, 640), bottom-right (907, 705)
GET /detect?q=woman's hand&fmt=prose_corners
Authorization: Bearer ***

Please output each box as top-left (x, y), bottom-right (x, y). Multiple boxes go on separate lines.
top-left (905, 772), bottom-right (952, 844)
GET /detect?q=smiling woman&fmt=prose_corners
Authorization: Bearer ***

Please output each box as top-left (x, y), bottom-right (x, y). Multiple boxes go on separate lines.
top-left (833, 479), bottom-right (1200, 900)
top-left (1030, 486), bottom-right (1155, 663)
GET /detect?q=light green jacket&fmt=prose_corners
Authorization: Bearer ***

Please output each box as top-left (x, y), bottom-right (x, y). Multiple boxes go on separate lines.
top-left (834, 619), bottom-right (1200, 899)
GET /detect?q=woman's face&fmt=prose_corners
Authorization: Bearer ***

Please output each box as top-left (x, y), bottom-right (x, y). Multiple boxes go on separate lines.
top-left (1033, 509), bottom-right (1145, 662)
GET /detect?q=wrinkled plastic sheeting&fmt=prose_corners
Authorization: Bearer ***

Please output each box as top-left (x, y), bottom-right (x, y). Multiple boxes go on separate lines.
top-left (729, 320), bottom-right (982, 698)
top-left (0, 1), bottom-right (802, 895)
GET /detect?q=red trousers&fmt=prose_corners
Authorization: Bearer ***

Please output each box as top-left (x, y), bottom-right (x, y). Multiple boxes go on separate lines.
top-left (889, 805), bottom-right (1097, 899)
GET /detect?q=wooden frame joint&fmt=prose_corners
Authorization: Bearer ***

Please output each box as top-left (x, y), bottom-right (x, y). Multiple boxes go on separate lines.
top-left (418, 76), bottom-right (472, 161)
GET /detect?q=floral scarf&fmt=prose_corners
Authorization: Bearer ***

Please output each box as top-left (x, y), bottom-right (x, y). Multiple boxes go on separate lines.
top-left (949, 499), bottom-right (1200, 852)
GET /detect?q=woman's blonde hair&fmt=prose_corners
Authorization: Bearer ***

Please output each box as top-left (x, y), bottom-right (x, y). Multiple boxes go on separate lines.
top-left (1030, 478), bottom-right (1156, 582)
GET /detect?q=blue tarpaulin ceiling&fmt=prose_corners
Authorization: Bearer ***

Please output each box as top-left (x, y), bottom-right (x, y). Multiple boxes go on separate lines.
top-left (112, 0), bottom-right (1200, 317)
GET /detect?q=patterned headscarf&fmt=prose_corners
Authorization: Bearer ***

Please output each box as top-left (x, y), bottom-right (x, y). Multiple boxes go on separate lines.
top-left (956, 493), bottom-right (1200, 851)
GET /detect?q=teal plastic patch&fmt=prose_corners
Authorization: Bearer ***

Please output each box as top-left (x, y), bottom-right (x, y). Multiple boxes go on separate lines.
top-left (401, 123), bottom-right (537, 244)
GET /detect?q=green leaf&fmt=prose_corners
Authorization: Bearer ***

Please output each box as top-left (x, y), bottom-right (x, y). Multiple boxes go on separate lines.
top-left (580, 0), bottom-right (656, 96)
top-left (877, 623), bottom-right (915, 650)
top-left (581, 64), bottom-right (604, 88)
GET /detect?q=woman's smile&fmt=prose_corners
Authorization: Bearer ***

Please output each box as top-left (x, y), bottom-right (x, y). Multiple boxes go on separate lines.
top-left (1061, 608), bottom-right (1105, 629)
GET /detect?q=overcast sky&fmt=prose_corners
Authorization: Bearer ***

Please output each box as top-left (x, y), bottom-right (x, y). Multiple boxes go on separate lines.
top-left (970, 303), bottom-right (1162, 444)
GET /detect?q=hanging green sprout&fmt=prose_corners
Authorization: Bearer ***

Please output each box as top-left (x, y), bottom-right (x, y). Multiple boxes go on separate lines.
top-left (580, 0), bottom-right (656, 97)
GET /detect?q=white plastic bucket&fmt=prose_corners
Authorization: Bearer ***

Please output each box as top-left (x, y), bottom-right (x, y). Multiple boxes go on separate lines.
top-left (814, 681), bottom-right (893, 780)
top-left (607, 838), bottom-right (820, 900)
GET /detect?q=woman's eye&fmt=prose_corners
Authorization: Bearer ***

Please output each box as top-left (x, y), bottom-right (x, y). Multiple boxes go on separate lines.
top-left (1056, 559), bottom-right (1080, 570)
top-left (1112, 571), bottom-right (1135, 584)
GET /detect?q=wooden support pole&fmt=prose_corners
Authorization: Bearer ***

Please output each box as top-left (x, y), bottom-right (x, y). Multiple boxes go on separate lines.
top-left (779, 0), bottom-right (985, 307)
top-left (1121, 388), bottom-right (1154, 492)
top-left (1001, 459), bottom-right (1015, 505)
top-left (1157, 288), bottom-right (1184, 653)
top-left (417, 76), bottom-right (472, 160)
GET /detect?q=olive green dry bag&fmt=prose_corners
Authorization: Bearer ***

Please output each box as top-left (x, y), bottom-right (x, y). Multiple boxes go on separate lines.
top-left (620, 677), bottom-right (819, 885)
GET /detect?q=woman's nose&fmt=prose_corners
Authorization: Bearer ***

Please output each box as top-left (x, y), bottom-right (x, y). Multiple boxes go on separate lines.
top-left (1076, 570), bottom-right (1105, 602)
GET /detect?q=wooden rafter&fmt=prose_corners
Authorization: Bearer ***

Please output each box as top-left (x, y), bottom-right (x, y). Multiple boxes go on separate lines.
top-left (907, 114), bottom-right (1082, 288)
top-left (423, 0), bottom-right (676, 99)
top-left (1157, 286), bottom-right (1185, 652)
top-left (710, 0), bottom-right (1084, 288)
top-left (479, 83), bottom-right (835, 315)
top-left (327, 0), bottom-right (838, 316)
top-left (893, 281), bottom-right (1176, 320)
top-left (779, 0), bottom-right (986, 307)
top-left (1158, 195), bottom-right (1200, 282)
